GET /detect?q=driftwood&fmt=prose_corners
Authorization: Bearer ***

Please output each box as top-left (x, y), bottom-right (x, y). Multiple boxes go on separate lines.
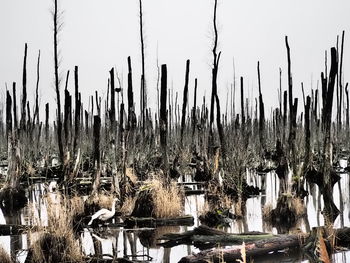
top-left (158, 225), bottom-right (273, 249)
top-left (124, 215), bottom-right (194, 228)
top-left (178, 226), bottom-right (350, 263)
top-left (179, 234), bottom-right (304, 263)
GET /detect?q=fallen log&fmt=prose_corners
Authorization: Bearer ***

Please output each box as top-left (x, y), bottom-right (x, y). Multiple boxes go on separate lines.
top-left (158, 225), bottom-right (273, 248)
top-left (178, 226), bottom-right (350, 263)
top-left (124, 215), bottom-right (194, 228)
top-left (179, 234), bottom-right (304, 263)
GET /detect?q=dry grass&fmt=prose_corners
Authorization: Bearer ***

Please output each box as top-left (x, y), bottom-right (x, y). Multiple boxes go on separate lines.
top-left (85, 193), bottom-right (115, 209)
top-left (120, 195), bottom-right (136, 215)
top-left (126, 167), bottom-right (138, 184)
top-left (0, 246), bottom-right (13, 263)
top-left (140, 175), bottom-right (184, 218)
top-left (151, 178), bottom-right (184, 218)
top-left (69, 195), bottom-right (85, 216)
top-left (29, 194), bottom-right (84, 263)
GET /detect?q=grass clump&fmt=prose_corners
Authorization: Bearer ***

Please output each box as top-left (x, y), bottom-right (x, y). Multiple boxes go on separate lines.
top-left (152, 179), bottom-right (183, 218)
top-left (131, 176), bottom-right (184, 218)
top-left (28, 194), bottom-right (84, 263)
top-left (0, 246), bottom-right (13, 263)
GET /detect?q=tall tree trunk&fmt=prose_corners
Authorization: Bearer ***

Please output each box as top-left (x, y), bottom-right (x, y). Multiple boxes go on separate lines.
top-left (12, 83), bottom-right (18, 131)
top-left (180, 59), bottom-right (190, 146)
top-left (322, 47), bottom-right (339, 225)
top-left (20, 43), bottom-right (27, 132)
top-left (33, 50), bottom-right (40, 126)
top-left (160, 65), bottom-right (168, 176)
top-left (53, 0), bottom-right (64, 163)
top-left (73, 66), bottom-right (80, 155)
top-left (110, 68), bottom-right (116, 130)
top-left (139, 0), bottom-right (147, 131)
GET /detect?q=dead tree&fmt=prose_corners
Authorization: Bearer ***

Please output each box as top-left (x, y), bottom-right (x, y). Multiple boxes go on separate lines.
top-left (180, 59), bottom-right (190, 146)
top-left (6, 91), bottom-right (12, 142)
top-left (63, 71), bottom-right (71, 146)
top-left (53, 0), bottom-right (64, 162)
top-left (257, 61), bottom-right (266, 153)
top-left (285, 36), bottom-right (299, 190)
top-left (192, 78), bottom-right (198, 139)
top-left (209, 0), bottom-right (226, 157)
top-left (45, 103), bottom-right (49, 143)
top-left (92, 115), bottom-right (101, 194)
top-left (12, 83), bottom-right (18, 131)
top-left (345, 83), bottom-right (349, 131)
top-left (321, 47), bottom-right (339, 224)
top-left (160, 65), bottom-right (168, 176)
top-left (139, 0), bottom-right (147, 131)
top-left (64, 87), bottom-right (71, 146)
top-left (33, 50), bottom-right (40, 126)
top-left (110, 68), bottom-right (116, 129)
top-left (73, 66), bottom-right (80, 154)
top-left (337, 31), bottom-right (345, 130)
top-left (20, 43), bottom-right (27, 132)
top-left (127, 57), bottom-right (136, 130)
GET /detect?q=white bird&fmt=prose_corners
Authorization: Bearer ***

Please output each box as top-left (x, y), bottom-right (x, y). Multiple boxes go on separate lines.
top-left (88, 198), bottom-right (118, 225)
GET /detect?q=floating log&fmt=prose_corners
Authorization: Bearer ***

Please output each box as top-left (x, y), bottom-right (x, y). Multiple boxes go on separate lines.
top-left (179, 226), bottom-right (350, 263)
top-left (158, 225), bottom-right (273, 248)
top-left (124, 215), bottom-right (194, 228)
top-left (179, 234), bottom-right (303, 263)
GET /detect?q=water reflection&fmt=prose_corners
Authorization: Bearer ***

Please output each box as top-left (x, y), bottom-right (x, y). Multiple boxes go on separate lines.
top-left (0, 171), bottom-right (349, 262)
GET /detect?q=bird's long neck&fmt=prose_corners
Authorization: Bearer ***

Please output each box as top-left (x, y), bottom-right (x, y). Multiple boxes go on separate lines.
top-left (111, 201), bottom-right (116, 213)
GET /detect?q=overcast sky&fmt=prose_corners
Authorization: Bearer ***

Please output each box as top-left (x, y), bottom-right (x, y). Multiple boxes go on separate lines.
top-left (1, 0), bottom-right (349, 119)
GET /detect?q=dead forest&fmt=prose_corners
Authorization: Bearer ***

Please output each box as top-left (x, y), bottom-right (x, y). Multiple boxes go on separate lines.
top-left (0, 0), bottom-right (349, 262)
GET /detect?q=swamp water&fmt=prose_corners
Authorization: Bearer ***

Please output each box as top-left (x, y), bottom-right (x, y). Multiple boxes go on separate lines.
top-left (0, 170), bottom-right (350, 263)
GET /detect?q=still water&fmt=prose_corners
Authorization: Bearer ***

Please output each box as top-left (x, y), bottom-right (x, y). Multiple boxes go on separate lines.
top-left (0, 170), bottom-right (349, 262)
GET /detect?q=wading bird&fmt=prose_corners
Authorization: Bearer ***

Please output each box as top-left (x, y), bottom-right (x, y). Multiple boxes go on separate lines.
top-left (88, 198), bottom-right (118, 225)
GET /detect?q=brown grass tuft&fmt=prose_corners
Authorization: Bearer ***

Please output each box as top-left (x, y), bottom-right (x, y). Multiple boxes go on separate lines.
top-left (85, 193), bottom-right (115, 210)
top-left (151, 178), bottom-right (184, 218)
top-left (0, 246), bottom-right (13, 263)
top-left (120, 195), bottom-right (136, 215)
top-left (29, 194), bottom-right (84, 263)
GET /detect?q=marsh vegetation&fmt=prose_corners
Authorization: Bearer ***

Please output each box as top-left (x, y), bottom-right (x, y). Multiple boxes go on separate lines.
top-left (0, 0), bottom-right (350, 262)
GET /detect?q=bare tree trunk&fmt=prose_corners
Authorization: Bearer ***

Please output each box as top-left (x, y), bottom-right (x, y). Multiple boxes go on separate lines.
top-left (180, 59), bottom-right (190, 146)
top-left (92, 115), bottom-right (101, 194)
top-left (53, 0), bottom-right (64, 163)
top-left (322, 47), bottom-right (339, 225)
top-left (45, 103), bottom-right (49, 143)
top-left (139, 0), bottom-right (147, 131)
top-left (33, 50), bottom-right (40, 126)
top-left (257, 61), bottom-right (266, 153)
top-left (20, 43), bottom-right (27, 132)
top-left (12, 83), bottom-right (18, 131)
top-left (6, 91), bottom-right (12, 144)
top-left (345, 83), bottom-right (349, 131)
top-left (160, 64), bottom-right (168, 176)
top-left (110, 68), bottom-right (116, 129)
top-left (73, 66), bottom-right (80, 155)
top-left (192, 78), bottom-right (198, 139)
top-left (127, 56), bottom-right (136, 131)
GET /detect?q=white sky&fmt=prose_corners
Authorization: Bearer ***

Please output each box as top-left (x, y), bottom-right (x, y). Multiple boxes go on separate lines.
top-left (0, 0), bottom-right (349, 119)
